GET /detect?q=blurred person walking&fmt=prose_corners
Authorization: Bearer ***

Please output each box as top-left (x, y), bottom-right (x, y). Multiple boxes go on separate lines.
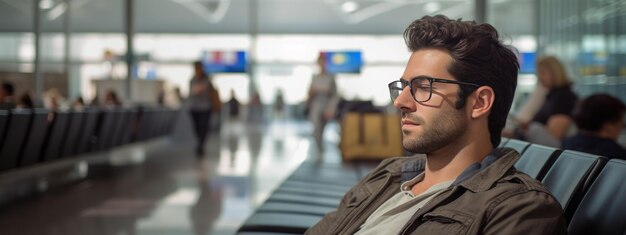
top-left (307, 53), bottom-right (339, 155)
top-left (227, 89), bottom-right (240, 120)
top-left (189, 61), bottom-right (217, 157)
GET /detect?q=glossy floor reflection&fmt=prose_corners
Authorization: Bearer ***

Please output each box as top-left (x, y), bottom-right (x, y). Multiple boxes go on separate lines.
top-left (0, 118), bottom-right (343, 235)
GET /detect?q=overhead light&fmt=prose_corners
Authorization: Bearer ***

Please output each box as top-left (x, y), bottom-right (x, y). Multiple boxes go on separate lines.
top-left (47, 2), bottom-right (67, 20)
top-left (39, 0), bottom-right (55, 10)
top-left (341, 1), bottom-right (359, 13)
top-left (424, 2), bottom-right (441, 13)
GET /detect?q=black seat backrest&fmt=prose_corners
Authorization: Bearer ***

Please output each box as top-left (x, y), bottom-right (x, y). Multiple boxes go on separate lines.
top-left (0, 109), bottom-right (32, 171)
top-left (152, 108), bottom-right (164, 138)
top-left (75, 109), bottom-right (100, 154)
top-left (0, 110), bottom-right (9, 151)
top-left (503, 139), bottom-right (531, 155)
top-left (95, 110), bottom-right (118, 150)
top-left (514, 144), bottom-right (561, 180)
top-left (165, 109), bottom-right (178, 135)
top-left (137, 108), bottom-right (155, 141)
top-left (156, 108), bottom-right (168, 137)
top-left (156, 109), bottom-right (167, 137)
top-left (106, 110), bottom-right (126, 148)
top-left (20, 109), bottom-right (51, 167)
top-left (569, 159), bottom-right (626, 235)
top-left (61, 110), bottom-right (85, 157)
top-left (42, 111), bottom-right (71, 162)
top-left (541, 150), bottom-right (607, 223)
top-left (114, 110), bottom-right (135, 146)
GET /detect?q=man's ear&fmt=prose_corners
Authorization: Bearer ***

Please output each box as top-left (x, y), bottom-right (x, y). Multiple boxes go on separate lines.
top-left (470, 86), bottom-right (494, 119)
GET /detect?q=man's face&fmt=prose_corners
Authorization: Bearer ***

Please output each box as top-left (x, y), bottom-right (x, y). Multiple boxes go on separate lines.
top-left (394, 49), bottom-right (469, 154)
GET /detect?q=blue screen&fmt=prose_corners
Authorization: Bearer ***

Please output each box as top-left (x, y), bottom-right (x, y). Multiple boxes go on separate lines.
top-left (519, 52), bottom-right (536, 74)
top-left (324, 51), bottom-right (363, 74)
top-left (201, 51), bottom-right (247, 73)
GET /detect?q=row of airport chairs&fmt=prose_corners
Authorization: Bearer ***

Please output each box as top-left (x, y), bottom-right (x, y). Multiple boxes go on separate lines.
top-left (0, 107), bottom-right (178, 173)
top-left (237, 161), bottom-right (376, 234)
top-left (236, 138), bottom-right (626, 235)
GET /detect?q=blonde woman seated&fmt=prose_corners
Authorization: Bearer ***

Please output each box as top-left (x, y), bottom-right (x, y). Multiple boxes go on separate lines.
top-left (512, 56), bottom-right (578, 147)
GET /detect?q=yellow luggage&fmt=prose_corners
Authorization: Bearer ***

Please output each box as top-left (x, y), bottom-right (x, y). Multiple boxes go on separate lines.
top-left (339, 112), bottom-right (403, 160)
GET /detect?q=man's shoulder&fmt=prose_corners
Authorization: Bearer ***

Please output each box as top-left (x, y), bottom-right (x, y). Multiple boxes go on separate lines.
top-left (492, 168), bottom-right (555, 200)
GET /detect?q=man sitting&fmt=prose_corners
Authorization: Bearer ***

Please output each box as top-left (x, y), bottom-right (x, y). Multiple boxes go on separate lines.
top-left (306, 15), bottom-right (566, 235)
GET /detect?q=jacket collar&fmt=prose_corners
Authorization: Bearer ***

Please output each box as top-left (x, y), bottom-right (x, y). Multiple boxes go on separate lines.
top-left (400, 148), bottom-right (520, 192)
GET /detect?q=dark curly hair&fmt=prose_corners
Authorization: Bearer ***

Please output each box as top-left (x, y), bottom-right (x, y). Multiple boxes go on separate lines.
top-left (403, 15), bottom-right (519, 147)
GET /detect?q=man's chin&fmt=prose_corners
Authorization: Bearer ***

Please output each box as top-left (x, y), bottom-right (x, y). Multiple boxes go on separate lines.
top-left (402, 139), bottom-right (425, 154)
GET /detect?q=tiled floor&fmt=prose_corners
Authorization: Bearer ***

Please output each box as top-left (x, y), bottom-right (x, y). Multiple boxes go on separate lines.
top-left (0, 116), bottom-right (344, 235)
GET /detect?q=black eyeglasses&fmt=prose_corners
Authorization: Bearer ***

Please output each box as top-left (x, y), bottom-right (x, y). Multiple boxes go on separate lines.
top-left (388, 76), bottom-right (480, 103)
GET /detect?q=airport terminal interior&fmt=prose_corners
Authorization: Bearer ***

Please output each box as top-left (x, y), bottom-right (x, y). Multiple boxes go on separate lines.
top-left (0, 0), bottom-right (626, 234)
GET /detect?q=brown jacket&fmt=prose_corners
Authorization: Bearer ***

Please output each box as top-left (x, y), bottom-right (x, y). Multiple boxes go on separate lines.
top-left (306, 148), bottom-right (567, 235)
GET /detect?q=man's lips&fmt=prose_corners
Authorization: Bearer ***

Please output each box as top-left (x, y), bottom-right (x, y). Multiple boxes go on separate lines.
top-left (402, 119), bottom-right (419, 126)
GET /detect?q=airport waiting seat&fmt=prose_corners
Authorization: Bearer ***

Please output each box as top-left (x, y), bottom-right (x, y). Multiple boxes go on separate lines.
top-left (106, 110), bottom-right (126, 148)
top-left (287, 173), bottom-right (358, 187)
top-left (90, 109), bottom-right (116, 151)
top-left (568, 159), bottom-right (626, 235)
top-left (238, 213), bottom-right (323, 234)
top-left (113, 110), bottom-right (135, 146)
top-left (237, 161), bottom-right (362, 234)
top-left (499, 137), bottom-right (510, 147)
top-left (136, 108), bottom-right (155, 141)
top-left (541, 150), bottom-right (607, 222)
top-left (266, 193), bottom-right (341, 208)
top-left (155, 108), bottom-right (168, 137)
top-left (0, 110), bottom-right (9, 152)
top-left (42, 111), bottom-right (71, 162)
top-left (275, 187), bottom-right (347, 199)
top-left (0, 110), bottom-right (32, 171)
top-left (146, 108), bottom-right (160, 139)
top-left (256, 202), bottom-right (336, 216)
top-left (75, 109), bottom-right (100, 154)
top-left (20, 109), bottom-right (51, 167)
top-left (502, 139), bottom-right (531, 155)
top-left (100, 110), bottom-right (121, 150)
top-left (288, 162), bottom-right (360, 181)
top-left (280, 181), bottom-right (353, 194)
top-left (514, 144), bottom-right (561, 180)
top-left (61, 110), bottom-right (85, 157)
top-left (238, 232), bottom-right (301, 235)
top-left (164, 109), bottom-right (178, 135)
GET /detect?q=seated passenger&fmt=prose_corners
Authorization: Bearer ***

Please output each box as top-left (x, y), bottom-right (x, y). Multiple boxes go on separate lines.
top-left (512, 56), bottom-right (578, 147)
top-left (307, 15), bottom-right (566, 235)
top-left (17, 93), bottom-right (34, 110)
top-left (562, 94), bottom-right (626, 159)
top-left (104, 89), bottom-right (122, 108)
top-left (0, 82), bottom-right (16, 110)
